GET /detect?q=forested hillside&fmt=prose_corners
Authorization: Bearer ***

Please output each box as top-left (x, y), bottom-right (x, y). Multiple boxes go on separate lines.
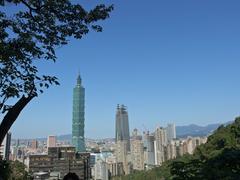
top-left (113, 117), bottom-right (240, 180)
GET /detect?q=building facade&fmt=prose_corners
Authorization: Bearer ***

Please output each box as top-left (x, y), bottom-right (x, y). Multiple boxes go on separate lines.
top-left (115, 104), bottom-right (130, 151)
top-left (130, 129), bottom-right (144, 171)
top-left (166, 123), bottom-right (176, 142)
top-left (31, 140), bottom-right (38, 150)
top-left (94, 160), bottom-right (109, 180)
top-left (0, 132), bottom-right (11, 160)
top-left (143, 131), bottom-right (155, 168)
top-left (28, 147), bottom-right (91, 179)
top-left (47, 135), bottom-right (56, 148)
top-left (115, 140), bottom-right (132, 175)
top-left (154, 127), bottom-right (167, 165)
top-left (72, 74), bottom-right (86, 152)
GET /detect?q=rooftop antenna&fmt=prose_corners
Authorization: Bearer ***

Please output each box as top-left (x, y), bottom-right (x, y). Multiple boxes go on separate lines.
top-left (142, 124), bottom-right (148, 134)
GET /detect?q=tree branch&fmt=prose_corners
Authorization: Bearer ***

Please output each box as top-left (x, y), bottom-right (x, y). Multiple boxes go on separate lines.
top-left (20, 0), bottom-right (38, 11)
top-left (0, 95), bottom-right (35, 145)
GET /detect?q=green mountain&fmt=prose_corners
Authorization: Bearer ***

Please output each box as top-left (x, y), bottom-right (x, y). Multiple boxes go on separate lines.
top-left (114, 117), bottom-right (240, 180)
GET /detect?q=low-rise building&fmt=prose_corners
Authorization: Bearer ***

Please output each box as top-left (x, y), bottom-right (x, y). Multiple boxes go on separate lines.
top-left (28, 146), bottom-right (91, 179)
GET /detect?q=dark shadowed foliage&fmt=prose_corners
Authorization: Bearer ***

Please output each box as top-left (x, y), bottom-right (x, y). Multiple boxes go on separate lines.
top-left (63, 172), bottom-right (80, 180)
top-left (0, 0), bottom-right (113, 145)
top-left (114, 117), bottom-right (240, 180)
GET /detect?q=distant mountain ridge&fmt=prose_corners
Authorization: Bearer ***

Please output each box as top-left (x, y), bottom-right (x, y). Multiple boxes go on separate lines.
top-left (14, 122), bottom-right (231, 141)
top-left (54, 122), bottom-right (229, 140)
top-left (176, 121), bottom-right (232, 138)
top-left (176, 123), bottom-right (220, 138)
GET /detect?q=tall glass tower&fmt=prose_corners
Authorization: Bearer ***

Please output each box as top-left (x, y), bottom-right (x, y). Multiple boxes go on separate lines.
top-left (72, 74), bottom-right (85, 152)
top-left (115, 104), bottom-right (130, 151)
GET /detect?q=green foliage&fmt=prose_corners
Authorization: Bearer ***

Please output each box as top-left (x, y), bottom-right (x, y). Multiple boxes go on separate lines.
top-left (0, 160), bottom-right (28, 180)
top-left (170, 117), bottom-right (240, 180)
top-left (112, 161), bottom-right (171, 180)
top-left (0, 0), bottom-right (113, 112)
top-left (0, 160), bottom-right (11, 180)
top-left (116, 117), bottom-right (240, 180)
top-left (0, 0), bottom-right (113, 145)
top-left (9, 160), bottom-right (28, 180)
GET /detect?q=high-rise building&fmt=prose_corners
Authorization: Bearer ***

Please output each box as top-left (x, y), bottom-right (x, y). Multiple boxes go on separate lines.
top-left (143, 131), bottom-right (155, 168)
top-left (94, 160), bottom-right (109, 180)
top-left (16, 139), bottom-right (20, 147)
top-left (106, 156), bottom-right (124, 177)
top-left (130, 129), bottom-right (144, 171)
top-left (166, 123), bottom-right (176, 142)
top-left (0, 132), bottom-right (11, 160)
top-left (47, 135), bottom-right (56, 148)
top-left (115, 104), bottom-right (130, 151)
top-left (164, 141), bottom-right (177, 161)
top-left (115, 141), bottom-right (131, 175)
top-left (186, 138), bottom-right (194, 154)
top-left (72, 74), bottom-right (85, 152)
top-left (154, 127), bottom-right (167, 165)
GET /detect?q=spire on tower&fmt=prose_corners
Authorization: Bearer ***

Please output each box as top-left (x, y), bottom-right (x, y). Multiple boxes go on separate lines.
top-left (77, 72), bottom-right (82, 85)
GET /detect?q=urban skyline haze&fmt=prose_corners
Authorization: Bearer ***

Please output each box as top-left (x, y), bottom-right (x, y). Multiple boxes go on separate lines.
top-left (5, 0), bottom-right (240, 139)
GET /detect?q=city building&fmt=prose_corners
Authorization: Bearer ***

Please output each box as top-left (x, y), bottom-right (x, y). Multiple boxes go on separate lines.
top-left (130, 129), bottom-right (144, 170)
top-left (115, 104), bottom-right (130, 151)
top-left (47, 135), bottom-right (56, 148)
top-left (28, 146), bottom-right (91, 179)
top-left (186, 138), bottom-right (194, 154)
top-left (154, 127), bottom-right (167, 165)
top-left (166, 123), bottom-right (176, 142)
top-left (115, 140), bottom-right (131, 175)
top-left (31, 139), bottom-right (38, 150)
top-left (94, 160), bottom-right (109, 180)
top-left (106, 156), bottom-right (124, 177)
top-left (16, 139), bottom-right (20, 147)
top-left (164, 141), bottom-right (177, 161)
top-left (72, 73), bottom-right (86, 152)
top-left (0, 132), bottom-right (11, 160)
top-left (107, 162), bottom-right (124, 177)
top-left (143, 131), bottom-right (155, 169)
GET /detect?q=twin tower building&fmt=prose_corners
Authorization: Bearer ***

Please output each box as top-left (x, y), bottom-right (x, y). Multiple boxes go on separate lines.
top-left (72, 74), bottom-right (130, 152)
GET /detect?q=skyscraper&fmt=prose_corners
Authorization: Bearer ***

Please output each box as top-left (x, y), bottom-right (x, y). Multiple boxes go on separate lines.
top-left (72, 74), bottom-right (85, 152)
top-left (0, 132), bottom-right (11, 160)
top-left (143, 131), bottom-right (155, 168)
top-left (130, 129), bottom-right (144, 170)
top-left (154, 127), bottom-right (167, 165)
top-left (166, 123), bottom-right (176, 142)
top-left (115, 104), bottom-right (130, 151)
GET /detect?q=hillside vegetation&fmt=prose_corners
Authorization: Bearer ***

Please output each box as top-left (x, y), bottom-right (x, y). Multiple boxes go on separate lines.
top-left (113, 117), bottom-right (240, 180)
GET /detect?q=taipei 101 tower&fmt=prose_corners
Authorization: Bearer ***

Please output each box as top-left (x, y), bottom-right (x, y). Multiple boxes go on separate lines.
top-left (72, 73), bottom-right (85, 152)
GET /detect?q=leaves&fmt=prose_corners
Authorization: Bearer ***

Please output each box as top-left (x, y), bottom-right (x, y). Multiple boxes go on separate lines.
top-left (0, 0), bottom-right (113, 113)
top-left (169, 117), bottom-right (240, 180)
top-left (115, 118), bottom-right (240, 180)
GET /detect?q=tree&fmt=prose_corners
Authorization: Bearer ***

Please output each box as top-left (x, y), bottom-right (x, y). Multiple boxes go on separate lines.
top-left (169, 117), bottom-right (240, 180)
top-left (116, 117), bottom-right (240, 180)
top-left (0, 160), bottom-right (10, 180)
top-left (63, 172), bottom-right (80, 180)
top-left (9, 160), bottom-right (28, 179)
top-left (0, 160), bottom-right (29, 180)
top-left (0, 0), bottom-right (113, 144)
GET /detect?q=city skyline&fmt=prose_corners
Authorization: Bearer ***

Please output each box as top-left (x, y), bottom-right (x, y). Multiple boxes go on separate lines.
top-left (1, 1), bottom-right (240, 179)
top-left (8, 0), bottom-right (240, 139)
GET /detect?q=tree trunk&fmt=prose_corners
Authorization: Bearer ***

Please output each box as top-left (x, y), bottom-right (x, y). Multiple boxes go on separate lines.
top-left (0, 95), bottom-right (34, 145)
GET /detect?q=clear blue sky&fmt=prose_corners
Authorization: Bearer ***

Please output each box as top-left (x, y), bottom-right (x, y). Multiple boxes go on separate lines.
top-left (7, 0), bottom-right (240, 139)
